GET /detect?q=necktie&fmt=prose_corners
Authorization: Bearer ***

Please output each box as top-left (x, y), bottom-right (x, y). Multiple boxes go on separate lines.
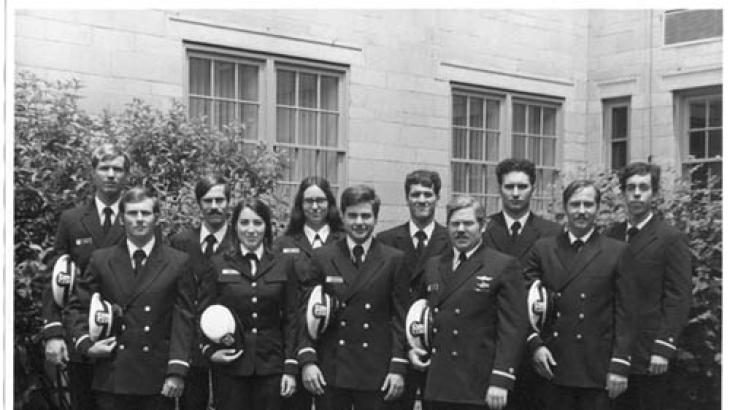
top-left (102, 207), bottom-right (113, 233)
top-left (244, 252), bottom-right (259, 276)
top-left (313, 234), bottom-right (323, 249)
top-left (455, 251), bottom-right (468, 271)
top-left (133, 250), bottom-right (146, 276)
top-left (353, 245), bottom-right (364, 268)
top-left (203, 234), bottom-right (217, 258)
top-left (415, 230), bottom-right (427, 256)
top-left (627, 227), bottom-right (639, 242)
top-left (510, 221), bottom-right (521, 240)
top-left (572, 239), bottom-right (584, 252)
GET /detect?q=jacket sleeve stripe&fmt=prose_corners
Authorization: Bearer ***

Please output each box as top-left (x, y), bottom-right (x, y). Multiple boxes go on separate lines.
top-left (655, 339), bottom-right (677, 350)
top-left (611, 357), bottom-right (631, 366)
top-left (75, 334), bottom-right (90, 349)
top-left (42, 321), bottom-right (62, 330)
top-left (492, 370), bottom-right (516, 380)
top-left (168, 359), bottom-right (190, 368)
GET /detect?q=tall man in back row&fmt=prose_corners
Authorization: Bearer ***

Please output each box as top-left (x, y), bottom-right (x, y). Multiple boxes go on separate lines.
top-left (378, 170), bottom-right (450, 410)
top-left (607, 162), bottom-right (691, 410)
top-left (482, 158), bottom-right (562, 410)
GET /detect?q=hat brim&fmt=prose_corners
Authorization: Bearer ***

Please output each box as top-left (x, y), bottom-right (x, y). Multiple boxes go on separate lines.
top-left (406, 299), bottom-right (431, 351)
top-left (52, 254), bottom-right (77, 307)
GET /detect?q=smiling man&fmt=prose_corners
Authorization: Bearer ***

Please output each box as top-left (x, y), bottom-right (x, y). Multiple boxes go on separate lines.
top-left (409, 196), bottom-right (527, 410)
top-left (606, 163), bottom-right (691, 410)
top-left (68, 186), bottom-right (197, 410)
top-left (298, 185), bottom-right (410, 410)
top-left (524, 180), bottom-right (637, 410)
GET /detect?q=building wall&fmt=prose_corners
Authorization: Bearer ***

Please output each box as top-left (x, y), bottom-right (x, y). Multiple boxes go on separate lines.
top-left (14, 9), bottom-right (722, 229)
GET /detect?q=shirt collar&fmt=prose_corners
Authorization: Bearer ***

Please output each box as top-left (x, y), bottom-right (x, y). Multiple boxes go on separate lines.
top-left (240, 243), bottom-right (264, 260)
top-left (304, 224), bottom-right (331, 246)
top-left (347, 235), bottom-right (373, 259)
top-left (95, 196), bottom-right (121, 224)
top-left (409, 220), bottom-right (435, 241)
top-left (628, 212), bottom-right (653, 231)
top-left (568, 228), bottom-right (595, 245)
top-left (127, 237), bottom-right (155, 260)
top-left (502, 211), bottom-right (530, 235)
top-left (200, 223), bottom-right (228, 247)
top-left (452, 239), bottom-right (482, 266)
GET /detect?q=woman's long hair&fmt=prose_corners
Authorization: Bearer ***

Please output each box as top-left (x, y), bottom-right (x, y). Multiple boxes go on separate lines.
top-left (284, 176), bottom-right (343, 236)
top-left (226, 198), bottom-right (273, 258)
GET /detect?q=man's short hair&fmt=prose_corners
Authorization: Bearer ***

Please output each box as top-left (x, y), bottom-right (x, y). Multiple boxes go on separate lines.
top-left (120, 186), bottom-right (160, 215)
top-left (404, 170), bottom-right (442, 197)
top-left (446, 196), bottom-right (486, 226)
top-left (91, 143), bottom-right (131, 172)
top-left (195, 173), bottom-right (230, 203)
top-left (495, 158), bottom-right (536, 185)
top-left (619, 162), bottom-right (660, 192)
top-left (562, 179), bottom-right (601, 207)
top-left (340, 185), bottom-right (381, 219)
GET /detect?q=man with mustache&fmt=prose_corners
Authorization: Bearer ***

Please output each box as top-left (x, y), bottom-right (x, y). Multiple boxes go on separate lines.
top-left (170, 174), bottom-right (234, 410)
top-left (524, 180), bottom-right (637, 410)
top-left (378, 169), bottom-right (450, 410)
top-left (482, 158), bottom-right (562, 410)
top-left (606, 162), bottom-right (691, 410)
top-left (298, 185), bottom-right (410, 410)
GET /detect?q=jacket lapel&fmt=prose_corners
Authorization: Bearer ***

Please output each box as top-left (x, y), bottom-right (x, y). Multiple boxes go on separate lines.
top-left (629, 217), bottom-right (659, 255)
top-left (438, 245), bottom-right (485, 303)
top-left (429, 253), bottom-right (451, 305)
top-left (329, 240), bottom-right (361, 301)
top-left (293, 233), bottom-right (314, 257)
top-left (485, 214), bottom-right (511, 254)
top-left (253, 250), bottom-right (276, 280)
top-left (107, 243), bottom-right (136, 304)
top-left (81, 202), bottom-right (106, 247)
top-left (555, 233), bottom-right (602, 290)
top-left (128, 242), bottom-right (170, 304)
top-left (347, 241), bottom-right (386, 298)
top-left (512, 214), bottom-right (541, 258)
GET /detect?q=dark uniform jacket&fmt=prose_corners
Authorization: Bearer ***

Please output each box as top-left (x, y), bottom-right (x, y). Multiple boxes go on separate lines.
top-left (524, 232), bottom-right (637, 388)
top-left (377, 222), bottom-right (451, 302)
top-left (169, 226), bottom-right (233, 368)
top-left (202, 248), bottom-right (299, 377)
top-left (42, 201), bottom-right (125, 358)
top-left (297, 238), bottom-right (410, 391)
top-left (272, 228), bottom-right (346, 293)
top-left (606, 216), bottom-right (691, 373)
top-left (420, 244), bottom-right (527, 405)
top-left (67, 241), bottom-right (196, 395)
top-left (483, 212), bottom-right (562, 261)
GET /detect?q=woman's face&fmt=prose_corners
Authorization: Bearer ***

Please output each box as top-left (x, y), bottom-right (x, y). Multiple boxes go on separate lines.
top-left (236, 206), bottom-right (266, 251)
top-left (302, 185), bottom-right (329, 229)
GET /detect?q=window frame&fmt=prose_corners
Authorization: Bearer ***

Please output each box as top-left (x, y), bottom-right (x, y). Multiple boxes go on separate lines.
top-left (602, 97), bottom-right (631, 172)
top-left (675, 87), bottom-right (722, 191)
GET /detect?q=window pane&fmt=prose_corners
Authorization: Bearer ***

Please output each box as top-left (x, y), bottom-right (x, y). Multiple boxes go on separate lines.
top-left (690, 102), bottom-right (706, 129)
top-left (513, 135), bottom-right (526, 158)
top-left (321, 113), bottom-right (338, 147)
top-left (468, 164), bottom-right (485, 193)
top-left (321, 76), bottom-right (339, 110)
top-left (299, 149), bottom-right (317, 177)
top-left (486, 100), bottom-right (500, 130)
top-left (189, 97), bottom-right (210, 122)
top-left (469, 130), bottom-right (484, 160)
top-left (543, 137), bottom-right (556, 167)
top-left (486, 164), bottom-right (497, 194)
top-left (276, 107), bottom-right (295, 143)
top-left (239, 65), bottom-right (259, 101)
top-left (513, 104), bottom-right (526, 133)
top-left (689, 130), bottom-right (706, 158)
top-left (543, 107), bottom-right (557, 136)
top-left (299, 73), bottom-right (317, 108)
top-left (240, 104), bottom-right (258, 140)
top-left (277, 70), bottom-right (296, 105)
top-left (709, 100), bottom-right (722, 127)
top-left (612, 106), bottom-right (628, 139)
top-left (214, 101), bottom-right (235, 130)
top-left (299, 110), bottom-right (317, 145)
top-left (278, 148), bottom-right (297, 181)
top-left (612, 141), bottom-right (627, 170)
top-left (708, 130), bottom-right (722, 158)
top-left (453, 95), bottom-right (467, 127)
top-left (453, 129), bottom-right (467, 159)
top-left (528, 106), bottom-right (541, 134)
top-left (452, 163), bottom-right (467, 192)
top-left (319, 151), bottom-right (341, 181)
top-left (486, 132), bottom-right (499, 162)
top-left (528, 136), bottom-right (541, 163)
top-left (189, 58), bottom-right (211, 95)
top-left (469, 97), bottom-right (484, 128)
top-left (214, 61), bottom-right (235, 98)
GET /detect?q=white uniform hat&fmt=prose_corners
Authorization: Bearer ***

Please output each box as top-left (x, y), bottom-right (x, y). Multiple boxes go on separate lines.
top-left (405, 299), bottom-right (433, 351)
top-left (305, 285), bottom-right (340, 341)
top-left (51, 254), bottom-right (78, 307)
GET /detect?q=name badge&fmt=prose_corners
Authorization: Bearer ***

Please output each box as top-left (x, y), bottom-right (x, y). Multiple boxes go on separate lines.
top-left (427, 283), bottom-right (439, 293)
top-left (222, 269), bottom-right (241, 276)
top-left (75, 237), bottom-right (93, 246)
top-left (283, 248), bottom-right (300, 254)
top-left (325, 276), bottom-right (344, 284)
top-left (474, 276), bottom-right (493, 292)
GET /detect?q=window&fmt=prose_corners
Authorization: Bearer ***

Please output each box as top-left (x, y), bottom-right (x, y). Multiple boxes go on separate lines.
top-left (451, 87), bottom-right (561, 214)
top-left (187, 47), bottom-right (347, 198)
top-left (677, 88), bottom-right (722, 191)
top-left (603, 98), bottom-right (631, 171)
top-left (665, 9), bottom-right (723, 45)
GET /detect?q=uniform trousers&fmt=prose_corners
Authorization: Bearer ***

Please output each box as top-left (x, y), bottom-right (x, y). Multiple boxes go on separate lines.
top-left (505, 357), bottom-right (545, 410)
top-left (545, 384), bottom-right (610, 410)
top-left (611, 373), bottom-right (667, 410)
top-left (388, 368), bottom-right (427, 410)
top-left (179, 365), bottom-right (209, 410)
top-left (68, 361), bottom-right (95, 410)
top-left (282, 373), bottom-right (313, 410)
top-left (315, 386), bottom-right (388, 410)
top-left (95, 391), bottom-right (174, 410)
top-left (212, 371), bottom-right (281, 410)
top-left (427, 401), bottom-right (487, 410)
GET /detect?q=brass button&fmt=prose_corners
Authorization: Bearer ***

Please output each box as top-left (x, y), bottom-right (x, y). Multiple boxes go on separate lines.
top-left (252, 328), bottom-right (258, 334)
top-left (121, 324), bottom-right (126, 331)
top-left (364, 303), bottom-right (371, 310)
top-left (251, 312), bottom-right (258, 319)
top-left (580, 293), bottom-right (586, 300)
top-left (252, 297), bottom-right (258, 304)
top-left (340, 321), bottom-right (347, 327)
top-left (252, 282), bottom-right (257, 288)
top-left (338, 339), bottom-right (345, 346)
top-left (119, 344), bottom-right (125, 350)
top-left (452, 329), bottom-right (459, 336)
top-left (362, 342), bottom-right (369, 349)
top-left (142, 346), bottom-right (150, 352)
top-left (576, 333), bottom-right (583, 340)
top-left (431, 347), bottom-right (437, 354)
top-left (144, 326), bottom-right (150, 333)
top-left (433, 307), bottom-right (439, 314)
top-left (553, 331), bottom-right (559, 338)
top-left (451, 351), bottom-right (458, 357)
top-left (578, 313), bottom-right (585, 320)
top-left (454, 308), bottom-right (461, 315)
top-left (363, 323), bottom-right (370, 330)
top-left (144, 305), bottom-right (151, 312)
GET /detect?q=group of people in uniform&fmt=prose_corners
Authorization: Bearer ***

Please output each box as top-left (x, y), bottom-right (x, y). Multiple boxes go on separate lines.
top-left (40, 142), bottom-right (692, 410)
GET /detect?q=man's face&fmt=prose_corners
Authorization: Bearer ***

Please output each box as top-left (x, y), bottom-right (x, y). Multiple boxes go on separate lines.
top-left (199, 184), bottom-right (228, 231)
top-left (93, 156), bottom-right (127, 200)
top-left (302, 185), bottom-right (329, 229)
top-left (343, 202), bottom-right (376, 244)
top-left (565, 186), bottom-right (598, 237)
top-left (448, 206), bottom-right (484, 253)
top-left (623, 173), bottom-right (653, 221)
top-left (407, 183), bottom-right (438, 224)
top-left (123, 198), bottom-right (157, 244)
top-left (500, 171), bottom-right (533, 217)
